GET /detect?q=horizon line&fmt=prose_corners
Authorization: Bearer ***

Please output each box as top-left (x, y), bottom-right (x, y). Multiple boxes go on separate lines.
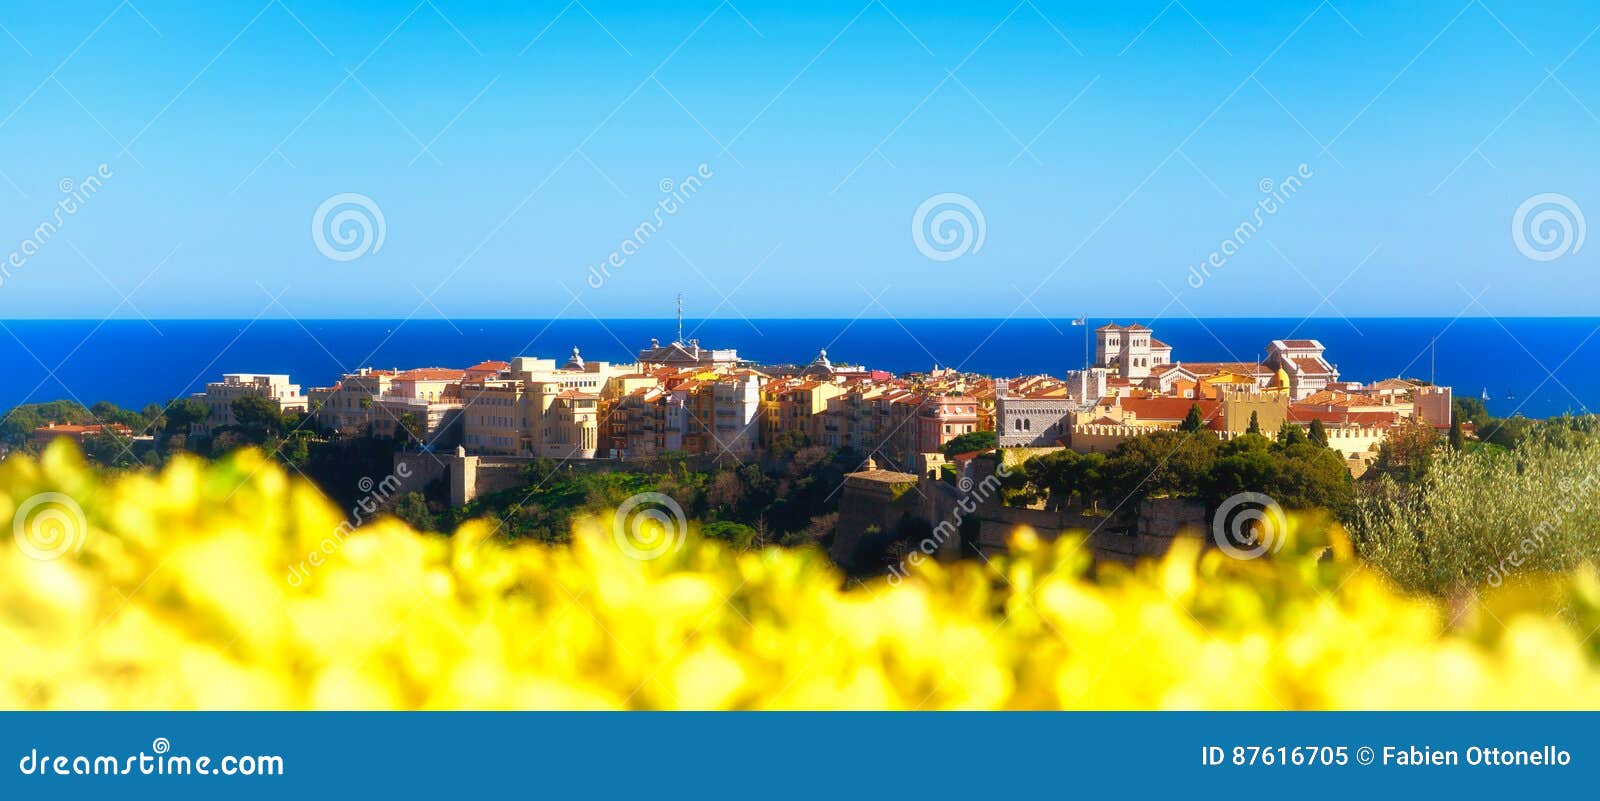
top-left (2, 314), bottom-right (1596, 322)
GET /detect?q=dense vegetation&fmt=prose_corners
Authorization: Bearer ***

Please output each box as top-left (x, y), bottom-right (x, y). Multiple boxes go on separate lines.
top-left (0, 396), bottom-right (321, 469)
top-left (399, 437), bottom-right (859, 551)
top-left (1351, 415), bottom-right (1600, 596)
top-left (1006, 423), bottom-right (1354, 518)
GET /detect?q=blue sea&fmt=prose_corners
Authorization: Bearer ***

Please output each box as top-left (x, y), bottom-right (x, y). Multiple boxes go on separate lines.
top-left (0, 318), bottom-right (1595, 419)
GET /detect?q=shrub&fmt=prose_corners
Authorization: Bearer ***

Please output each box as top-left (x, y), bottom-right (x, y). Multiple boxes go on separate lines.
top-left (1351, 437), bottom-right (1600, 595)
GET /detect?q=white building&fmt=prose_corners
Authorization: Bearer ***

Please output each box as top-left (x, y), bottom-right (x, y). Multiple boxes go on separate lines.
top-left (1264, 339), bottom-right (1340, 401)
top-left (1094, 323), bottom-right (1172, 380)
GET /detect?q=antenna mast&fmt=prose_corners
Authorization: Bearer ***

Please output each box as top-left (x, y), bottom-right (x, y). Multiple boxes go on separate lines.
top-left (676, 292), bottom-right (684, 345)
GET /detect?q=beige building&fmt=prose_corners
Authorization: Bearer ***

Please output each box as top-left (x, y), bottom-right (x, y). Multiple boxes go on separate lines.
top-left (460, 379), bottom-right (526, 455)
top-left (308, 368), bottom-right (394, 436)
top-left (458, 349), bottom-right (642, 459)
top-left (193, 374), bottom-right (307, 436)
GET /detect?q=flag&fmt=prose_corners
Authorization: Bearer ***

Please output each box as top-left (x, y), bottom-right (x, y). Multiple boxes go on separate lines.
top-left (1071, 316), bottom-right (1086, 326)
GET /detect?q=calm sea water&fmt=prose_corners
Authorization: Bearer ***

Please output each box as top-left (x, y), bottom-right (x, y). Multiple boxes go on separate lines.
top-left (0, 318), bottom-right (1595, 419)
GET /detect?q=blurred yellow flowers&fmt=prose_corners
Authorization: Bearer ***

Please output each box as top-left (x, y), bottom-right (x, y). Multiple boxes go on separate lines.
top-left (4, 441), bottom-right (1600, 710)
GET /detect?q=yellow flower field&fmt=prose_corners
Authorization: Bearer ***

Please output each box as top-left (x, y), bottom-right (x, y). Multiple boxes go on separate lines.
top-left (3, 441), bottom-right (1599, 710)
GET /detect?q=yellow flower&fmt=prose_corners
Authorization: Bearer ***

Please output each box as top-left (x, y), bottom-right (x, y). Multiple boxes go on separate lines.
top-left (2, 440), bottom-right (1599, 710)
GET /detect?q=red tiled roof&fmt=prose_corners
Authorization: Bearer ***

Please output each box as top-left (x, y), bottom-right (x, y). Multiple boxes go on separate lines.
top-left (394, 368), bottom-right (465, 382)
top-left (1119, 397), bottom-right (1219, 422)
top-left (33, 423), bottom-right (132, 436)
top-left (1279, 339), bottom-right (1319, 349)
top-left (1292, 357), bottom-right (1333, 375)
top-left (1178, 361), bottom-right (1268, 376)
top-left (1286, 406), bottom-right (1403, 426)
top-left (1365, 378), bottom-right (1417, 391)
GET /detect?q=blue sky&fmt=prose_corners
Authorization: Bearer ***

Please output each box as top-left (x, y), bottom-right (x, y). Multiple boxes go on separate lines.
top-left (0, 0), bottom-right (1597, 319)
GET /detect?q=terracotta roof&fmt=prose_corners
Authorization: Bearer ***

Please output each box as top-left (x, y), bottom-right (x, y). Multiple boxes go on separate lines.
top-left (1119, 397), bottom-right (1220, 423)
top-left (34, 423), bottom-right (132, 436)
top-left (1177, 361), bottom-right (1268, 376)
top-left (1278, 339), bottom-right (1320, 349)
top-left (394, 368), bottom-right (465, 382)
top-left (467, 360), bottom-right (509, 371)
top-left (1292, 357), bottom-right (1333, 375)
top-left (1286, 407), bottom-right (1403, 426)
top-left (1149, 338), bottom-right (1171, 349)
top-left (1365, 378), bottom-right (1418, 391)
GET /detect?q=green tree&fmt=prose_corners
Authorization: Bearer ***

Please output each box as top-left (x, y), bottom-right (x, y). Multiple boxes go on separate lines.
top-left (390, 492), bottom-right (437, 532)
top-left (229, 397), bottom-right (286, 445)
top-left (0, 400), bottom-right (92, 447)
top-left (1308, 418), bottom-right (1329, 449)
top-left (941, 430), bottom-right (996, 456)
top-left (1452, 396), bottom-right (1491, 429)
top-left (1276, 420), bottom-right (1308, 446)
top-left (1096, 430), bottom-right (1217, 507)
top-left (1371, 421), bottom-right (1440, 484)
top-left (395, 411), bottom-right (422, 445)
top-left (1448, 416), bottom-right (1465, 450)
top-left (82, 429), bottom-right (141, 469)
top-left (1246, 411), bottom-right (1261, 435)
top-left (1180, 403), bottom-right (1205, 433)
top-left (1480, 415), bottom-right (1533, 451)
top-left (163, 398), bottom-right (210, 437)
